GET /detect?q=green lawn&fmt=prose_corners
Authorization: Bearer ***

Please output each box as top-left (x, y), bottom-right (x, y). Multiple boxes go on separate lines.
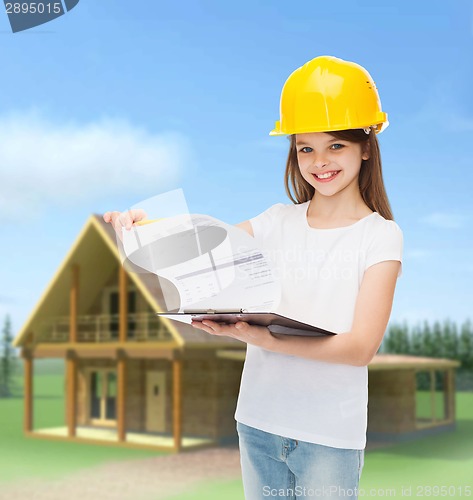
top-left (1, 360), bottom-right (472, 499)
top-left (416, 390), bottom-right (449, 420)
top-left (0, 360), bottom-right (164, 485)
top-left (167, 393), bottom-right (473, 500)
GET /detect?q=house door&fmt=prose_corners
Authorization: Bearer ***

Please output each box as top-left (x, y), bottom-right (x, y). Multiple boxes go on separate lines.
top-left (89, 369), bottom-right (117, 425)
top-left (146, 371), bottom-right (166, 433)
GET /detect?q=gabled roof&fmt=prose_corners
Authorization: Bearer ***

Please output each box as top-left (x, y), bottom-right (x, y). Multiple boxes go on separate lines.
top-left (13, 214), bottom-right (242, 350)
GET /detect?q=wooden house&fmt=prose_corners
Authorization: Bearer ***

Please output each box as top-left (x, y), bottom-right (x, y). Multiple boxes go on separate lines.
top-left (367, 354), bottom-right (460, 442)
top-left (217, 351), bottom-right (461, 444)
top-left (12, 215), bottom-right (245, 452)
top-left (13, 215), bottom-right (461, 451)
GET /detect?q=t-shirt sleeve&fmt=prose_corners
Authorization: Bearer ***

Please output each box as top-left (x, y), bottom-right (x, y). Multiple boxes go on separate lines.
top-left (249, 203), bottom-right (286, 240)
top-left (364, 220), bottom-right (404, 278)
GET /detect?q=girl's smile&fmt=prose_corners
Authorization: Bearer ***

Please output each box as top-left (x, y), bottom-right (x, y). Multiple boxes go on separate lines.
top-left (312, 170), bottom-right (341, 182)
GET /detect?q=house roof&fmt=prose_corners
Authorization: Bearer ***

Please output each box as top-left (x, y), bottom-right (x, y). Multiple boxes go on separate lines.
top-left (216, 350), bottom-right (461, 369)
top-left (12, 214), bottom-right (242, 350)
top-left (367, 353), bottom-right (461, 370)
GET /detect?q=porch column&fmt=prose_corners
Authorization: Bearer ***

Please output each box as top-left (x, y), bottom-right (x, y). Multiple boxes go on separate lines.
top-left (66, 351), bottom-right (77, 437)
top-left (445, 369), bottom-right (455, 422)
top-left (430, 368), bottom-right (436, 422)
top-left (70, 264), bottom-right (79, 343)
top-left (173, 358), bottom-right (183, 452)
top-left (117, 350), bottom-right (127, 442)
top-left (119, 266), bottom-right (128, 343)
top-left (23, 350), bottom-right (33, 432)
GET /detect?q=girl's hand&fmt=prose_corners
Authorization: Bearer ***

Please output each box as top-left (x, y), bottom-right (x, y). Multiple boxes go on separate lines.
top-left (103, 209), bottom-right (147, 240)
top-left (191, 319), bottom-right (274, 349)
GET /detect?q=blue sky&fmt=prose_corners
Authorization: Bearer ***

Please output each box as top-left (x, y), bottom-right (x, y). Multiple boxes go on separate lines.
top-left (1, 0), bottom-right (472, 337)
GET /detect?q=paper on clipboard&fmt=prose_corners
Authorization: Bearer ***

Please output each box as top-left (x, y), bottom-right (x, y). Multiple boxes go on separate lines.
top-left (117, 190), bottom-right (282, 319)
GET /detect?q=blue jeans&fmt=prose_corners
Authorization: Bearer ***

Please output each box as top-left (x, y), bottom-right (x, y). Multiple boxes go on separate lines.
top-left (237, 421), bottom-right (364, 499)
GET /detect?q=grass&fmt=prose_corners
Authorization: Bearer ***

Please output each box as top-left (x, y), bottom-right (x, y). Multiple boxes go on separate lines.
top-left (357, 393), bottom-right (473, 495)
top-left (416, 390), bottom-right (449, 420)
top-left (1, 359), bottom-right (472, 499)
top-left (167, 480), bottom-right (245, 499)
top-left (166, 392), bottom-right (473, 500)
top-left (0, 359), bottom-right (164, 485)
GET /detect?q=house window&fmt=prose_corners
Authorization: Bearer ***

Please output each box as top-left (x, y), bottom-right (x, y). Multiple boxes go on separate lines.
top-left (415, 369), bottom-right (450, 427)
top-left (89, 369), bottom-right (117, 424)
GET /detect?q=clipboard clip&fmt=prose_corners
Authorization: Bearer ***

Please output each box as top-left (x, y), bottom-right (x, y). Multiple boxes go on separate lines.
top-left (183, 308), bottom-right (249, 314)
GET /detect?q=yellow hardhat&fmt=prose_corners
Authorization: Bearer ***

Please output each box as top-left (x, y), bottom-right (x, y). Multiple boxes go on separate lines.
top-left (269, 55), bottom-right (389, 136)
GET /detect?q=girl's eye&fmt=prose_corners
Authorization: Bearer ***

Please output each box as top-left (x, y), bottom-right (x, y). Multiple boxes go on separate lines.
top-left (298, 144), bottom-right (345, 153)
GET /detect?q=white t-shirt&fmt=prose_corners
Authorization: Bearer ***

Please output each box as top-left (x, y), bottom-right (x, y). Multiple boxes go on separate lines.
top-left (234, 201), bottom-right (404, 450)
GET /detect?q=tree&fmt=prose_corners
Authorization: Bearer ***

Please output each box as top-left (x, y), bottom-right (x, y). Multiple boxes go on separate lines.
top-left (0, 315), bottom-right (17, 397)
top-left (410, 322), bottom-right (423, 356)
top-left (459, 319), bottom-right (473, 371)
top-left (398, 320), bottom-right (410, 354)
top-left (432, 320), bottom-right (444, 358)
top-left (421, 320), bottom-right (434, 357)
top-left (442, 317), bottom-right (458, 360)
top-left (381, 320), bottom-right (410, 354)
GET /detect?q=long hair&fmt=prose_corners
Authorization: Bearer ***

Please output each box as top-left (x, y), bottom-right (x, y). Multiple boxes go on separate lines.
top-left (283, 129), bottom-right (394, 221)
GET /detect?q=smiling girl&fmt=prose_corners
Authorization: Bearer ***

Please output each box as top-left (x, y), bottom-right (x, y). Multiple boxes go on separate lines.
top-left (104, 55), bottom-right (403, 500)
top-left (190, 56), bottom-right (403, 499)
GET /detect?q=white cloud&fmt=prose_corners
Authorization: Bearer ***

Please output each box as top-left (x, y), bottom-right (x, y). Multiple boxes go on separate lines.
top-left (0, 111), bottom-right (192, 219)
top-left (404, 249), bottom-right (431, 259)
top-left (406, 73), bottom-right (473, 133)
top-left (0, 295), bottom-right (15, 305)
top-left (445, 114), bottom-right (473, 132)
top-left (419, 212), bottom-right (468, 229)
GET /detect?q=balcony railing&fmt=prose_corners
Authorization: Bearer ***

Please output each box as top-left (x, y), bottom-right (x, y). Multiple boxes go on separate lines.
top-left (37, 313), bottom-right (173, 343)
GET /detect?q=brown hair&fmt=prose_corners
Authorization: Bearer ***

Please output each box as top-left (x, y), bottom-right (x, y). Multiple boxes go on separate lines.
top-left (283, 129), bottom-right (394, 221)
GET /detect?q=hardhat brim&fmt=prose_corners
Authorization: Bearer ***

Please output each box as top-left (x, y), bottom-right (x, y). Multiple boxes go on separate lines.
top-left (269, 119), bottom-right (389, 136)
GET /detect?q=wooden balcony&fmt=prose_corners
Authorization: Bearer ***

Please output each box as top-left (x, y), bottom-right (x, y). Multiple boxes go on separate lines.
top-left (37, 313), bottom-right (173, 344)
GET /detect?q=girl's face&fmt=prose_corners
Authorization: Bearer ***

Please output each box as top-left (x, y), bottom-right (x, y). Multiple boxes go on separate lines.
top-left (295, 132), bottom-right (369, 195)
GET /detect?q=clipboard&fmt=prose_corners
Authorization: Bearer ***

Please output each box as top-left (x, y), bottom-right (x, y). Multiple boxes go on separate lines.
top-left (156, 310), bottom-right (337, 337)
